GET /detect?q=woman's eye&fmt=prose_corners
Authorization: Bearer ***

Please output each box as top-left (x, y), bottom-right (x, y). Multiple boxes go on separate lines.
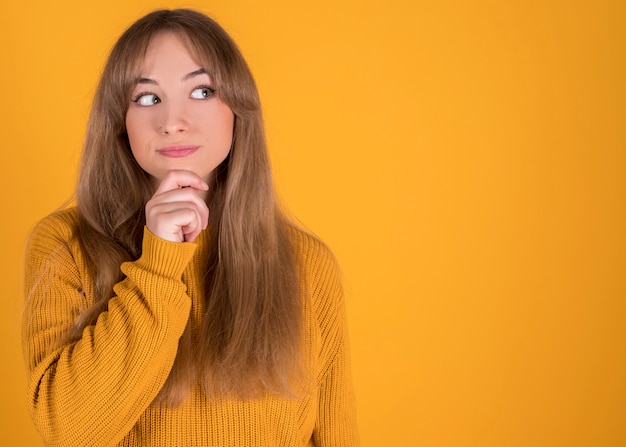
top-left (191, 87), bottom-right (215, 99)
top-left (132, 94), bottom-right (160, 106)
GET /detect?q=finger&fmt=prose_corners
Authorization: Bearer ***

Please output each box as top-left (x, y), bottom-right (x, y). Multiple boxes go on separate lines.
top-left (154, 170), bottom-right (209, 195)
top-left (182, 221), bottom-right (202, 242)
top-left (146, 203), bottom-right (204, 242)
top-left (149, 187), bottom-right (209, 229)
top-left (181, 215), bottom-right (202, 242)
top-left (179, 202), bottom-right (206, 242)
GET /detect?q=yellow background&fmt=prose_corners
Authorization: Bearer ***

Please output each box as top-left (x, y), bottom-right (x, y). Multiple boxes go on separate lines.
top-left (1, 0), bottom-right (625, 445)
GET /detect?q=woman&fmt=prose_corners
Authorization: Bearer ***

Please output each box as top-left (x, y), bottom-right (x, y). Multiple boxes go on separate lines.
top-left (22, 9), bottom-right (358, 446)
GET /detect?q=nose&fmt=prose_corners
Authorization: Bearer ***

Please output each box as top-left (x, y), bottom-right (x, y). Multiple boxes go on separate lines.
top-left (158, 102), bottom-right (188, 135)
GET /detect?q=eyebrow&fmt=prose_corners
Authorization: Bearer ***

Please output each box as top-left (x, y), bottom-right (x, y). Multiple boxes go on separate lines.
top-left (135, 68), bottom-right (209, 85)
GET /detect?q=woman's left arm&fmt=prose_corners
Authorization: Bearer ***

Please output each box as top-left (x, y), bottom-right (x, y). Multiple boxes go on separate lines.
top-left (308, 240), bottom-right (360, 446)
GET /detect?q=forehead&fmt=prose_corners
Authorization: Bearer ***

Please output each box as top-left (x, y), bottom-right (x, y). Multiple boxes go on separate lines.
top-left (139, 32), bottom-right (202, 71)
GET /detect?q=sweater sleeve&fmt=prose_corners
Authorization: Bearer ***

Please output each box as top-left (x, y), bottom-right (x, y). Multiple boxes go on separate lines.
top-left (22, 214), bottom-right (196, 447)
top-left (315, 333), bottom-right (359, 447)
top-left (308, 241), bottom-right (360, 446)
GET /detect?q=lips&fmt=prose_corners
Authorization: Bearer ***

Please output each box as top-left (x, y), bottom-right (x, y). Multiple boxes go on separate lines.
top-left (157, 145), bottom-right (199, 158)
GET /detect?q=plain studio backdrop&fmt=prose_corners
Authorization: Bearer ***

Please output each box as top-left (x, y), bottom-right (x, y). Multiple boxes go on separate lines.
top-left (1, 0), bottom-right (625, 445)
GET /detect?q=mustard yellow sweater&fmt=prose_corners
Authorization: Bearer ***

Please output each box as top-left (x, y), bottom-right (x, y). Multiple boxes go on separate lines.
top-left (22, 209), bottom-right (358, 446)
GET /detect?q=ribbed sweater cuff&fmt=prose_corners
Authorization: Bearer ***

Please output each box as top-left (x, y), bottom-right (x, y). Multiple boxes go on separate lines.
top-left (134, 227), bottom-right (199, 279)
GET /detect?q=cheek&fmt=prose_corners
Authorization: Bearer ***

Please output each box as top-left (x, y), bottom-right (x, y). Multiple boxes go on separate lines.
top-left (124, 114), bottom-right (148, 167)
top-left (219, 119), bottom-right (234, 146)
top-left (125, 113), bottom-right (145, 150)
top-left (214, 108), bottom-right (235, 144)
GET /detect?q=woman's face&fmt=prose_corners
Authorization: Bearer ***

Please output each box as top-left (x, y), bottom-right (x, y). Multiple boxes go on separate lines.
top-left (125, 32), bottom-right (234, 184)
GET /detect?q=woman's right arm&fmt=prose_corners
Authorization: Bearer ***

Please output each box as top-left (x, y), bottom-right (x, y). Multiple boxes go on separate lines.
top-left (22, 212), bottom-right (197, 447)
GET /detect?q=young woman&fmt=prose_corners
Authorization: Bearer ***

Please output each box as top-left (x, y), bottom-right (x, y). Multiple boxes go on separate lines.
top-left (22, 9), bottom-right (358, 446)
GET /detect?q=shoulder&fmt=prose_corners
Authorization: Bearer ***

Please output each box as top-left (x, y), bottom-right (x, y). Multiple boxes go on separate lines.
top-left (30, 208), bottom-right (78, 238)
top-left (288, 224), bottom-right (344, 312)
top-left (26, 208), bottom-right (79, 261)
top-left (288, 226), bottom-right (350, 379)
top-left (288, 225), bottom-right (340, 278)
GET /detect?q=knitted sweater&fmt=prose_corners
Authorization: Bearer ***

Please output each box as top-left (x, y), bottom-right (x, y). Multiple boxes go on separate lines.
top-left (22, 209), bottom-right (358, 446)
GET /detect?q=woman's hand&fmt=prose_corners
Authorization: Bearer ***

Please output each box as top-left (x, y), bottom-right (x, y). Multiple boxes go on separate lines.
top-left (145, 170), bottom-right (210, 242)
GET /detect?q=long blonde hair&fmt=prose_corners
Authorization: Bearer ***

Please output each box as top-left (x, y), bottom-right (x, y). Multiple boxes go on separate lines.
top-left (69, 9), bottom-right (303, 404)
